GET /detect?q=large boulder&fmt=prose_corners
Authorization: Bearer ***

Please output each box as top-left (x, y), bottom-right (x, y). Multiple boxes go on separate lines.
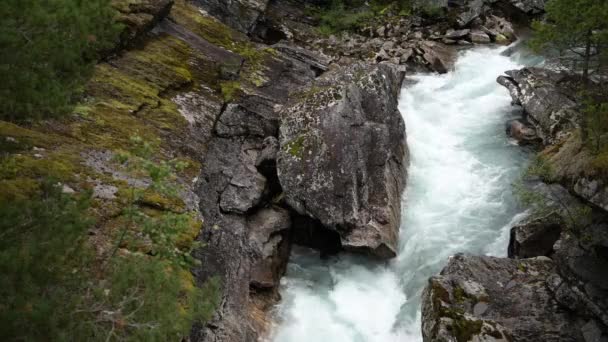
top-left (419, 41), bottom-right (457, 74)
top-left (277, 63), bottom-right (409, 259)
top-left (422, 254), bottom-right (583, 342)
top-left (497, 68), bottom-right (580, 145)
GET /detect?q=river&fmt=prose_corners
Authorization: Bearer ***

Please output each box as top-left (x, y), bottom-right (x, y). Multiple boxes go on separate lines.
top-left (269, 46), bottom-right (533, 342)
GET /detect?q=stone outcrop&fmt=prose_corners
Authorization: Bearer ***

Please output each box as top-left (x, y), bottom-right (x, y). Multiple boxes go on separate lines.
top-left (277, 63), bottom-right (408, 259)
top-left (193, 43), bottom-right (328, 341)
top-left (195, 0), bottom-right (269, 33)
top-left (508, 212), bottom-right (563, 258)
top-left (497, 68), bottom-right (580, 145)
top-left (422, 254), bottom-right (582, 342)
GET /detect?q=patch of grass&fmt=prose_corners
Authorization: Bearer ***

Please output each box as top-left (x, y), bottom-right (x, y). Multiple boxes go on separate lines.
top-left (285, 135), bottom-right (307, 158)
top-left (220, 81), bottom-right (242, 102)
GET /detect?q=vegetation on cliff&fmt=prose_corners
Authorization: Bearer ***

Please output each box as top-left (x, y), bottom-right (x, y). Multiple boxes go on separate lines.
top-left (531, 0), bottom-right (608, 170)
top-left (0, 0), bottom-right (254, 340)
top-left (0, 0), bottom-right (121, 121)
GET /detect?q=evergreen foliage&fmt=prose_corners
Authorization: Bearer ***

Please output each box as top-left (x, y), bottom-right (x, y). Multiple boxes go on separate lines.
top-left (529, 0), bottom-right (608, 81)
top-left (0, 0), bottom-right (121, 121)
top-left (0, 137), bottom-right (220, 341)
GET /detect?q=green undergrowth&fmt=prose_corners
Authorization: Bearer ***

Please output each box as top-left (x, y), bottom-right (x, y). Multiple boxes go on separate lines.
top-left (0, 5), bottom-right (244, 338)
top-left (169, 0), bottom-right (277, 93)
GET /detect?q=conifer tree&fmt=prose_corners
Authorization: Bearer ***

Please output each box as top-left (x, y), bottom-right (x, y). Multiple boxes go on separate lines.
top-left (0, 0), bottom-right (120, 120)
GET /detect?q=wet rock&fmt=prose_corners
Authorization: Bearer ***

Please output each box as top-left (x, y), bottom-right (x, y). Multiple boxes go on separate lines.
top-left (419, 41), bottom-right (456, 73)
top-left (248, 207), bottom-right (292, 289)
top-left (422, 254), bottom-right (582, 342)
top-left (277, 63), bottom-right (408, 259)
top-left (497, 74), bottom-right (521, 105)
top-left (506, 119), bottom-right (540, 144)
top-left (508, 212), bottom-right (563, 258)
top-left (497, 68), bottom-right (580, 145)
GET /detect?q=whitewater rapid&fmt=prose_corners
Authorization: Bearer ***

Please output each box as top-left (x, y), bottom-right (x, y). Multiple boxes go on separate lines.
top-left (269, 46), bottom-right (531, 342)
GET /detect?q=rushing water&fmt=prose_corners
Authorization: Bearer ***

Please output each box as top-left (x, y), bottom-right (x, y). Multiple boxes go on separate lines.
top-left (269, 46), bottom-right (533, 342)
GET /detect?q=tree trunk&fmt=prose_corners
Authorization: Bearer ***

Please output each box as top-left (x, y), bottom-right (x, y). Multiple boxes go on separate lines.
top-left (581, 29), bottom-right (593, 144)
top-left (583, 29), bottom-right (592, 85)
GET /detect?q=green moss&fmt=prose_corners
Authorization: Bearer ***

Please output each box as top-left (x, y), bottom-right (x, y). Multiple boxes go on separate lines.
top-left (286, 135), bottom-right (307, 158)
top-left (220, 81), bottom-right (242, 102)
top-left (169, 0), bottom-right (275, 89)
top-left (451, 317), bottom-right (483, 342)
top-left (139, 189), bottom-right (186, 213)
top-left (453, 286), bottom-right (466, 303)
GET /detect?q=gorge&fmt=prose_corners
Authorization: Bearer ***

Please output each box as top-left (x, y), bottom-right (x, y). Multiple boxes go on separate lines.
top-left (270, 45), bottom-right (531, 342)
top-left (1, 0), bottom-right (607, 341)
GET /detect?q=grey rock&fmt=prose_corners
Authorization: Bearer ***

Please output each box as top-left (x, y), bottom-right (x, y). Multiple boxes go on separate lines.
top-left (497, 68), bottom-right (580, 145)
top-left (399, 48), bottom-right (414, 64)
top-left (272, 43), bottom-right (330, 74)
top-left (457, 0), bottom-right (485, 27)
top-left (216, 104), bottom-right (278, 138)
top-left (422, 254), bottom-right (582, 342)
top-left (256, 136), bottom-right (280, 167)
top-left (419, 41), bottom-right (456, 73)
top-left (483, 15), bottom-right (517, 43)
top-left (444, 28), bottom-right (470, 39)
top-left (247, 207), bottom-right (292, 289)
top-left (497, 75), bottom-right (522, 105)
top-left (553, 223), bottom-right (608, 327)
top-left (469, 30), bottom-right (491, 43)
top-left (574, 178), bottom-right (608, 212)
top-left (194, 0), bottom-right (269, 33)
top-left (277, 63), bottom-right (408, 259)
top-left (508, 212), bottom-right (563, 258)
top-left (506, 119), bottom-right (540, 144)
top-left (219, 164), bottom-right (267, 214)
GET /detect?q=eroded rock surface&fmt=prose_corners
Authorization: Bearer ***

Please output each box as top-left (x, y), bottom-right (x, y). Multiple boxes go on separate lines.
top-left (277, 63), bottom-right (408, 259)
top-left (422, 254), bottom-right (582, 342)
top-left (497, 68), bottom-right (580, 145)
top-left (508, 212), bottom-right (563, 258)
top-left (195, 0), bottom-right (269, 33)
